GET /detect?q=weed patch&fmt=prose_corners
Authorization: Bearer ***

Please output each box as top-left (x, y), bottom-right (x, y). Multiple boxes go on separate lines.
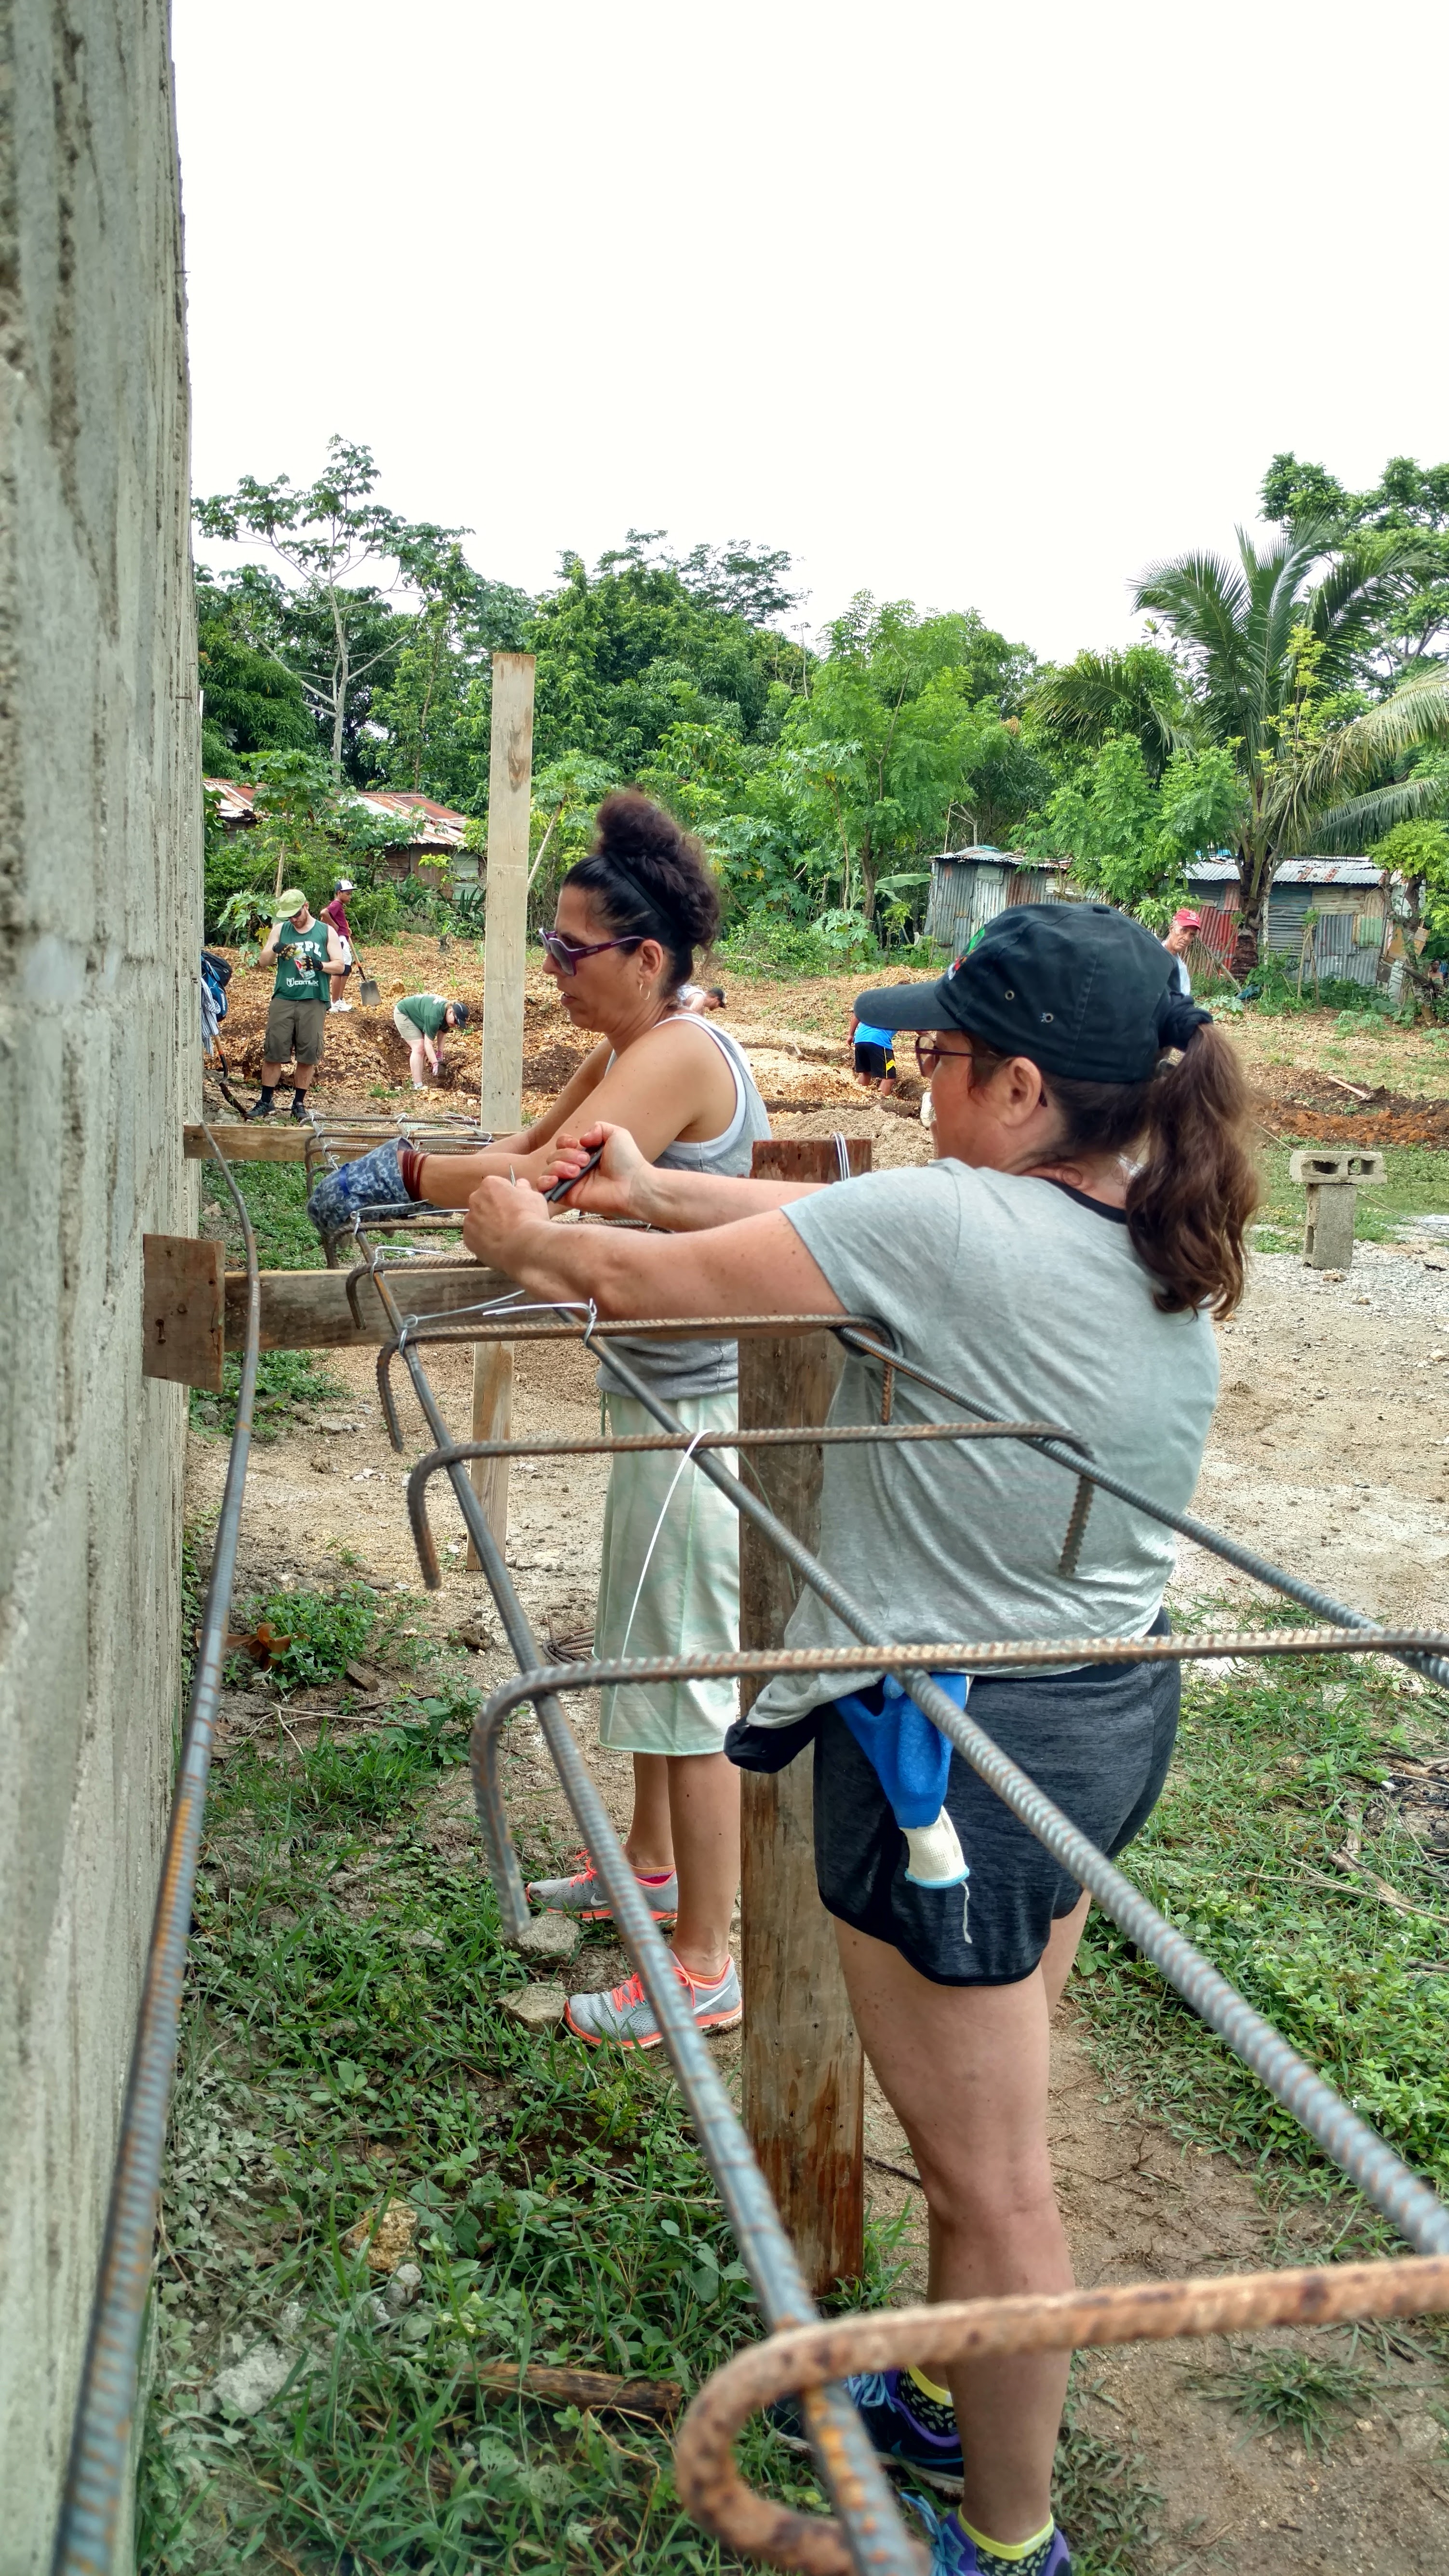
top-left (1074, 1623), bottom-right (1449, 2211)
top-left (202, 1160), bottom-right (324, 1269)
top-left (191, 1347), bottom-right (349, 1442)
top-left (1188, 2342), bottom-right (1374, 2452)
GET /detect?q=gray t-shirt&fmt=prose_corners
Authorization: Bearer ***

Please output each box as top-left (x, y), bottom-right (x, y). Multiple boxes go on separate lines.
top-left (749, 1159), bottom-right (1220, 1725)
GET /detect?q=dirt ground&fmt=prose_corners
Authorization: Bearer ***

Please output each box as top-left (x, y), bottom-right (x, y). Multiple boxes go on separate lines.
top-left (193, 958), bottom-right (1449, 2572)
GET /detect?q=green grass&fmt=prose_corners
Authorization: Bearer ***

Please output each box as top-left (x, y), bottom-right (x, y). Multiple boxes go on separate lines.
top-left (1250, 1140), bottom-right (1449, 1251)
top-left (202, 1162), bottom-right (325, 1269)
top-left (191, 1348), bottom-right (349, 1443)
top-left (141, 1584), bottom-right (1160, 2576)
top-left (1074, 1625), bottom-right (1449, 2212)
top-left (137, 1608), bottom-right (853, 2574)
top-left (1188, 2343), bottom-right (1374, 2453)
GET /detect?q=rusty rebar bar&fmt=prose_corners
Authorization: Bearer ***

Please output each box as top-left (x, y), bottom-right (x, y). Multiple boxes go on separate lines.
top-left (672, 2256), bottom-right (1449, 2574)
top-left (53, 1130), bottom-right (262, 2576)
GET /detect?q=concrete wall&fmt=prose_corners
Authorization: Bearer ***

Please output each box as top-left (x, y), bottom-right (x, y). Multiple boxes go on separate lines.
top-left (0, 2), bottom-right (198, 2563)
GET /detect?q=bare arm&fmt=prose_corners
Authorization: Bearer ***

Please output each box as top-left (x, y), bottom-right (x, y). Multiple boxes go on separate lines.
top-left (259, 925), bottom-right (282, 964)
top-left (418, 1021), bottom-right (739, 1207)
top-left (540, 1122), bottom-right (823, 1230)
top-left (461, 1175), bottom-right (842, 1324)
top-left (323, 926), bottom-right (347, 983)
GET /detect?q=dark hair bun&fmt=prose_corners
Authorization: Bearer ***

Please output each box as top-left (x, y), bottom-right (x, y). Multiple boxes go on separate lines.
top-left (564, 790), bottom-right (720, 984)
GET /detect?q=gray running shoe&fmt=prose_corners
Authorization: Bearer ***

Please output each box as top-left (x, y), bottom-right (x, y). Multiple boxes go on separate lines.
top-left (564, 1957), bottom-right (741, 2050)
top-left (524, 1857), bottom-right (678, 1922)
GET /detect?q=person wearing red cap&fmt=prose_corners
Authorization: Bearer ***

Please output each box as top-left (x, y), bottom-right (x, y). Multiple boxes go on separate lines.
top-left (1162, 908), bottom-right (1201, 996)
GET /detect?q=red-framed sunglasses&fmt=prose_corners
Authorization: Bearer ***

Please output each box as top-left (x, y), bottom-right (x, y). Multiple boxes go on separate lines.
top-left (537, 927), bottom-right (644, 975)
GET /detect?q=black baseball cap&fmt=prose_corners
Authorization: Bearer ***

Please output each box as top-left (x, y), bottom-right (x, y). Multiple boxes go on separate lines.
top-left (855, 903), bottom-right (1198, 1083)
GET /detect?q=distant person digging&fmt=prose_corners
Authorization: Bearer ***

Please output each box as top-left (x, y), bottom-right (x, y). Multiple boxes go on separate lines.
top-left (849, 1010), bottom-right (899, 1097)
top-left (248, 889), bottom-right (347, 1121)
top-left (392, 992), bottom-right (470, 1089)
top-left (677, 981), bottom-right (726, 1015)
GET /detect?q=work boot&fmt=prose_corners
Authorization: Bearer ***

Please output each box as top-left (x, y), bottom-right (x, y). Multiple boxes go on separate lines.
top-left (290, 1091), bottom-right (310, 1121)
top-left (247, 1088), bottom-right (277, 1122)
top-left (305, 1138), bottom-right (414, 1237)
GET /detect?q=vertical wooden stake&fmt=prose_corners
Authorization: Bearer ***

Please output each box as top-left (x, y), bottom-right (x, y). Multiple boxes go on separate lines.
top-left (469, 652), bottom-right (535, 1565)
top-left (739, 1136), bottom-right (872, 2295)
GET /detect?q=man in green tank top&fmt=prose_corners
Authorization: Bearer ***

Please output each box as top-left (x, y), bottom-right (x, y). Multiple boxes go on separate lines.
top-left (249, 890), bottom-right (346, 1120)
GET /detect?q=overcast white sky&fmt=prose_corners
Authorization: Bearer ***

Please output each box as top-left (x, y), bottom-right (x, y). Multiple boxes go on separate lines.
top-left (174, 0), bottom-right (1449, 662)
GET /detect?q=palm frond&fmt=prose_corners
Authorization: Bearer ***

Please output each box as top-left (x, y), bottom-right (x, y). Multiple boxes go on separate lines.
top-left (1286, 774), bottom-right (1449, 852)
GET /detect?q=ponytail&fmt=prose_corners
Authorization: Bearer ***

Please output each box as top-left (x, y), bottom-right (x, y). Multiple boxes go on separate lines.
top-left (963, 1021), bottom-right (1259, 1318)
top-left (1125, 1025), bottom-right (1259, 1317)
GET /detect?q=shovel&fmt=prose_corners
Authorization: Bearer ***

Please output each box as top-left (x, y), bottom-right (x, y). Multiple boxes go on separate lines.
top-left (350, 946), bottom-right (382, 1007)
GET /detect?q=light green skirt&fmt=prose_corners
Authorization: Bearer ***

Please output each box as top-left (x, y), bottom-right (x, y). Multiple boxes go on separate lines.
top-left (594, 1389), bottom-right (740, 1756)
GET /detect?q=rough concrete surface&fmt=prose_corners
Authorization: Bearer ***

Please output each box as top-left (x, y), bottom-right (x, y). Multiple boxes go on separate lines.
top-left (0, 4), bottom-right (198, 2563)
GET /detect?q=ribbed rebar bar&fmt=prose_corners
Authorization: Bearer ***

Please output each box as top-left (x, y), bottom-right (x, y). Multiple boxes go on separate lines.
top-left (338, 1216), bottom-right (921, 2576)
top-left (52, 1130), bottom-right (262, 2576)
top-left (568, 1336), bottom-right (1449, 2257)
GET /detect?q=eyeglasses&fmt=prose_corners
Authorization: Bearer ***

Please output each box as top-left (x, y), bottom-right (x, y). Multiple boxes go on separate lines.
top-left (913, 1035), bottom-right (980, 1075)
top-left (537, 928), bottom-right (644, 975)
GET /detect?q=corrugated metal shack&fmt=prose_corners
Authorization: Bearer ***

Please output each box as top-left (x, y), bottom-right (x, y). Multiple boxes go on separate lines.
top-left (1185, 858), bottom-right (1389, 987)
top-left (926, 848), bottom-right (1072, 953)
top-left (202, 780), bottom-right (471, 885)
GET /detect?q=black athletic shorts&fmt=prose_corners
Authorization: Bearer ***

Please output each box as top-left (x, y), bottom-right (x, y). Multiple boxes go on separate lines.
top-left (726, 1614), bottom-right (1178, 1988)
top-left (853, 1039), bottom-right (896, 1079)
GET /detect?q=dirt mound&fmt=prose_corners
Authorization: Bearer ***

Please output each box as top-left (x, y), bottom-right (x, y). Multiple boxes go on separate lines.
top-left (1251, 1079), bottom-right (1449, 1148)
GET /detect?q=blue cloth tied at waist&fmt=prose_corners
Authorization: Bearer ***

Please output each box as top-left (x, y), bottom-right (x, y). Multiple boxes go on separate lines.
top-left (833, 1671), bottom-right (970, 1828)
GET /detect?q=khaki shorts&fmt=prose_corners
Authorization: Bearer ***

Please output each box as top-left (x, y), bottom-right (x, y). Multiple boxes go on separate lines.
top-left (593, 1388), bottom-right (740, 1756)
top-left (263, 995), bottom-right (328, 1067)
top-left (392, 1004), bottom-right (425, 1043)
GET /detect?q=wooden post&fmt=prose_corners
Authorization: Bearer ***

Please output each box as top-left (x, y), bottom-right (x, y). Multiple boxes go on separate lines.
top-left (470, 653), bottom-right (535, 1566)
top-left (739, 1135), bottom-right (871, 2296)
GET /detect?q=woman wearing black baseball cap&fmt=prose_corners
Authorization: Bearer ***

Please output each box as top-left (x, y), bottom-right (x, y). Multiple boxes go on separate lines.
top-left (461, 902), bottom-right (1258, 2576)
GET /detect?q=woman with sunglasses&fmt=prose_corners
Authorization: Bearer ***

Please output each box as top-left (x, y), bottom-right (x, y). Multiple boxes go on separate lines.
top-left (308, 792), bottom-right (769, 2045)
top-left (455, 902), bottom-right (1258, 2576)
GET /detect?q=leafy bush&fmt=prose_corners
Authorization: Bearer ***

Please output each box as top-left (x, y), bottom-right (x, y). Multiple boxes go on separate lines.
top-left (224, 1581), bottom-right (397, 1694)
top-left (718, 903), bottom-right (882, 977)
top-left (347, 882), bottom-right (404, 942)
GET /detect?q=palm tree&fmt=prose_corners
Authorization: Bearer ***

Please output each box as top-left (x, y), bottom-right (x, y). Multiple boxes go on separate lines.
top-left (1029, 644), bottom-right (1192, 782)
top-left (1134, 528), bottom-right (1449, 964)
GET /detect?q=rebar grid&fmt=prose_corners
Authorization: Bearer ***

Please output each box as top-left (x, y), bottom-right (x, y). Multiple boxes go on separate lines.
top-left (61, 1097), bottom-right (1449, 2576)
top-left (53, 1130), bottom-right (263, 2576)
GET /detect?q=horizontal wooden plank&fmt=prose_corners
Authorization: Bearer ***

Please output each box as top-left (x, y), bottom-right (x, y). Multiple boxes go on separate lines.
top-left (185, 1123), bottom-right (488, 1167)
top-left (224, 1263), bottom-right (516, 1353)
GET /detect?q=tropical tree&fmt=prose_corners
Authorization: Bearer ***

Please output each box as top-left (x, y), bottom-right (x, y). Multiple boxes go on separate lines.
top-left (1262, 453), bottom-right (1449, 687)
top-left (1028, 644), bottom-right (1192, 782)
top-left (778, 598), bottom-right (1046, 926)
top-left (1029, 737), bottom-right (1241, 917)
top-left (194, 438), bottom-right (465, 778)
top-left (1372, 817), bottom-right (1449, 1017)
top-left (1133, 529), bottom-right (1449, 964)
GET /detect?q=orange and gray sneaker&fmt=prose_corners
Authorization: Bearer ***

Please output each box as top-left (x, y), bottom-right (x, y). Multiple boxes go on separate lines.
top-left (524, 1854), bottom-right (678, 1922)
top-left (564, 1953), bottom-right (742, 2048)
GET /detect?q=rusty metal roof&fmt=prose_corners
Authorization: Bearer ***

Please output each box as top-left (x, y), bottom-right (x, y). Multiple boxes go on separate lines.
top-left (1186, 857), bottom-right (1384, 887)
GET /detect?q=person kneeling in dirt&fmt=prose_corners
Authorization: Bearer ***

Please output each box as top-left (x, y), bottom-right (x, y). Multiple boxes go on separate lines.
top-left (249, 890), bottom-right (347, 1121)
top-left (392, 992), bottom-right (470, 1088)
top-left (307, 791), bottom-right (770, 2049)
